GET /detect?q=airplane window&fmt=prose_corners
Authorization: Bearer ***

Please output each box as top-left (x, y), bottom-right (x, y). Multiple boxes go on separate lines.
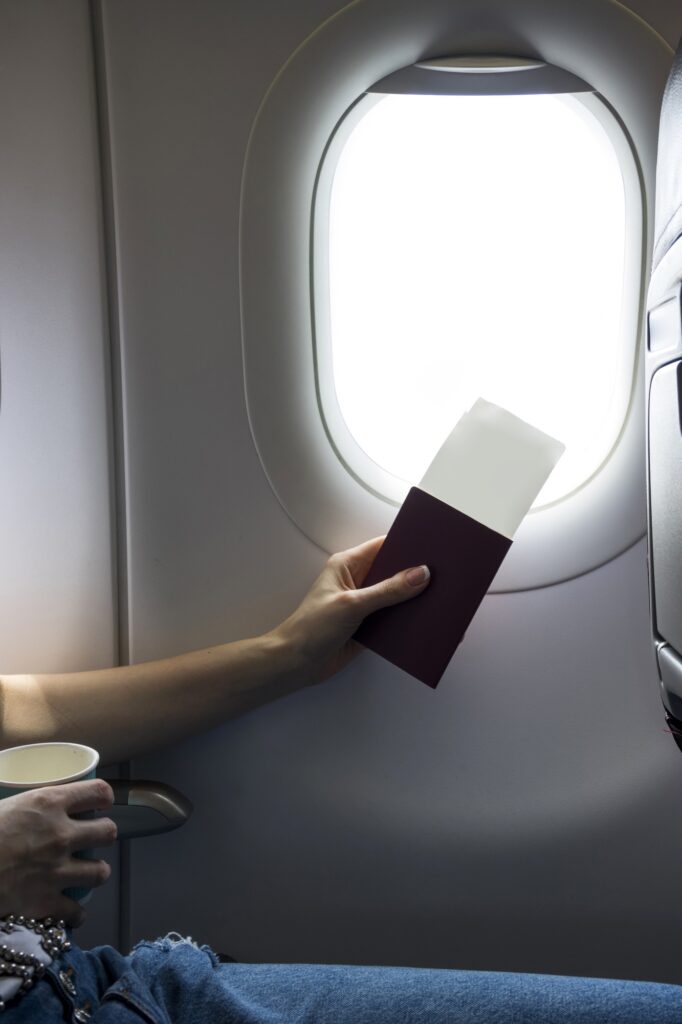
top-left (316, 92), bottom-right (632, 508)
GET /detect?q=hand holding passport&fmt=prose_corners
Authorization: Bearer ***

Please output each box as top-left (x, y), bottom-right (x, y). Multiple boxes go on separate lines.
top-left (353, 399), bottom-right (565, 688)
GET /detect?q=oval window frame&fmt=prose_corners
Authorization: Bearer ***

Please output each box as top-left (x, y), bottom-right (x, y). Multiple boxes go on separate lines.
top-left (239, 0), bottom-right (673, 591)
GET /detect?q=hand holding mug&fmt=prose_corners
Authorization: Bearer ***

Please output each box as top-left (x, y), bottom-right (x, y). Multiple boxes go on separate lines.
top-left (0, 744), bottom-right (117, 927)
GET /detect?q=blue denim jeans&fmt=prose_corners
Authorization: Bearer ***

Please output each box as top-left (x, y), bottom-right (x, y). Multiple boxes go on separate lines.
top-left (9, 935), bottom-right (682, 1023)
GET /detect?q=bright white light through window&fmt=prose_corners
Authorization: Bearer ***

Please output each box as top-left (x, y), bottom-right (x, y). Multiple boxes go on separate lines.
top-left (326, 93), bottom-right (628, 506)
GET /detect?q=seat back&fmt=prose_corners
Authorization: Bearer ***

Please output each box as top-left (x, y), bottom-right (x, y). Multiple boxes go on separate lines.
top-left (647, 38), bottom-right (682, 746)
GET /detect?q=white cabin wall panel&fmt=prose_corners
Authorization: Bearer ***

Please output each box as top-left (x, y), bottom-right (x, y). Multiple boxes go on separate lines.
top-left (98, 0), bottom-right (343, 660)
top-left (98, 0), bottom-right (682, 980)
top-left (0, 1), bottom-right (116, 676)
top-left (626, 0), bottom-right (682, 48)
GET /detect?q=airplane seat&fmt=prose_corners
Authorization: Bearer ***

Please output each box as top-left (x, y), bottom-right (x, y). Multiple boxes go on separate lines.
top-left (646, 36), bottom-right (682, 752)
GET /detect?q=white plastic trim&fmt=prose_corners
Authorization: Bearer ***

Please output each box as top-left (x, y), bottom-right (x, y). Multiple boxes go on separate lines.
top-left (415, 56), bottom-right (546, 72)
top-left (240, 0), bottom-right (673, 591)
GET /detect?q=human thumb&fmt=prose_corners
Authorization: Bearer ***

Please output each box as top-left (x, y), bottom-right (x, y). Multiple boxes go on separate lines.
top-left (355, 564), bottom-right (430, 617)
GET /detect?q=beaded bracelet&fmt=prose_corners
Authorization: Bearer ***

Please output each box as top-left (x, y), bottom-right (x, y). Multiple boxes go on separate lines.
top-left (0, 915), bottom-right (71, 1012)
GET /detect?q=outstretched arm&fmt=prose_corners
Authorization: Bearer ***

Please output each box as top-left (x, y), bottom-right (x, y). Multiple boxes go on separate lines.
top-left (0, 537), bottom-right (430, 764)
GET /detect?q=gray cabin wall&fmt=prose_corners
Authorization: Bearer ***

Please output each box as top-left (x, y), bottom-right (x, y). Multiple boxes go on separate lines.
top-left (99, 0), bottom-right (682, 981)
top-left (4, 0), bottom-right (682, 981)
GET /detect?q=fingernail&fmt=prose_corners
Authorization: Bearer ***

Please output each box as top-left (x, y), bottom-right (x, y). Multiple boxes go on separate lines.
top-left (406, 565), bottom-right (430, 586)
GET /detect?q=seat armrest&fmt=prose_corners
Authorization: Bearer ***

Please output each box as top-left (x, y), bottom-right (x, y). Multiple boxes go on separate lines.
top-left (102, 779), bottom-right (193, 840)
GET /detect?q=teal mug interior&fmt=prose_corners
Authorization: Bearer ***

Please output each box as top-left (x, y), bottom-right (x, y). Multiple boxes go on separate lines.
top-left (0, 742), bottom-right (100, 903)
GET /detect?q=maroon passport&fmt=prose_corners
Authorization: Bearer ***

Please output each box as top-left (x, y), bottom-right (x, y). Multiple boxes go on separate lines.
top-left (353, 486), bottom-right (512, 688)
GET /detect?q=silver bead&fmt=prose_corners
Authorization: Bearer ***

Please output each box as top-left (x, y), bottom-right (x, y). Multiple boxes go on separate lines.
top-left (59, 969), bottom-right (77, 996)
